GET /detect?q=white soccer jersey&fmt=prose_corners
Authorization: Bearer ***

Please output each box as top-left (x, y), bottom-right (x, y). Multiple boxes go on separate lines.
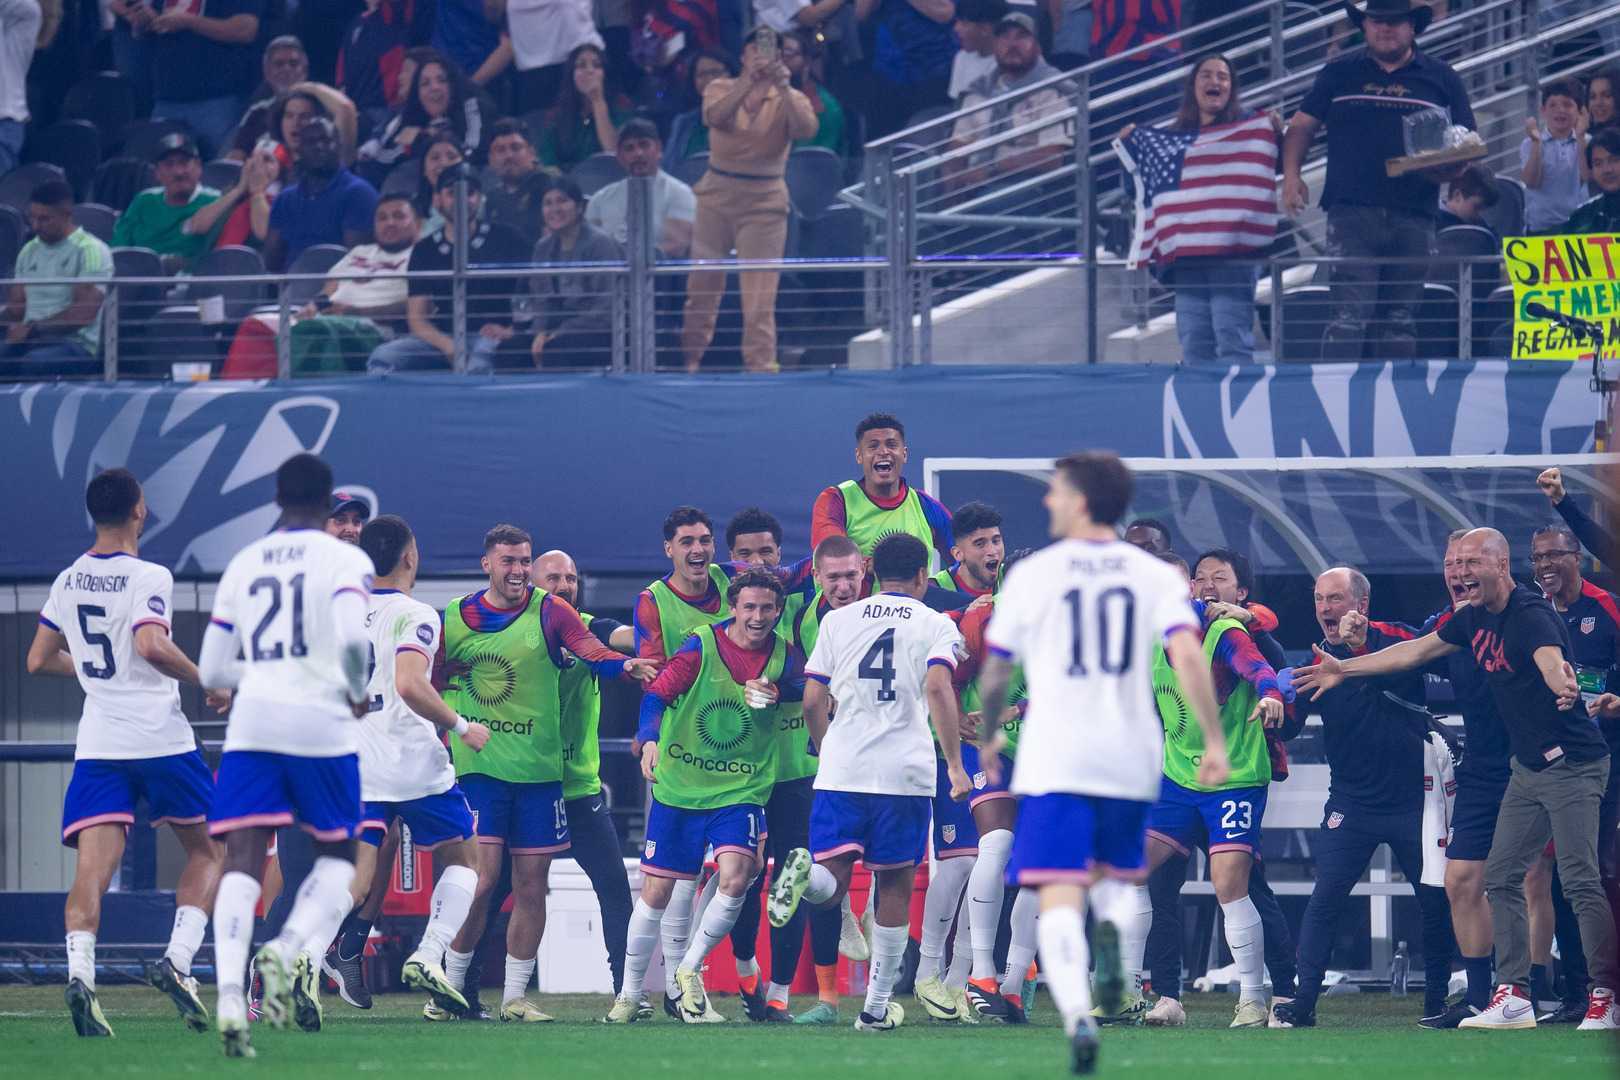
top-left (358, 590), bottom-right (455, 802)
top-left (210, 528), bottom-right (374, 756)
top-left (40, 552), bottom-right (195, 760)
top-left (805, 592), bottom-right (963, 797)
top-left (987, 539), bottom-right (1197, 801)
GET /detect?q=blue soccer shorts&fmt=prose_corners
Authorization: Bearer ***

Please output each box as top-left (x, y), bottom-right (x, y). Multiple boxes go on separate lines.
top-left (360, 785), bottom-right (477, 850)
top-left (1146, 778), bottom-right (1269, 856)
top-left (933, 755), bottom-right (979, 858)
top-left (640, 798), bottom-right (766, 880)
top-left (61, 750), bottom-right (214, 847)
top-left (1006, 792), bottom-right (1152, 885)
top-left (810, 789), bottom-right (931, 870)
top-left (460, 774), bottom-right (570, 855)
top-left (209, 751), bottom-right (362, 841)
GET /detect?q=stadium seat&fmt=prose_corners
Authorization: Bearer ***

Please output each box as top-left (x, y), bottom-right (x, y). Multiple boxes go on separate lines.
top-left (24, 120), bottom-right (103, 201)
top-left (282, 244), bottom-right (349, 306)
top-left (202, 159), bottom-right (242, 193)
top-left (189, 245), bottom-right (270, 321)
top-left (1473, 283), bottom-right (1515, 358)
top-left (568, 153), bottom-right (627, 197)
top-left (669, 152), bottom-right (709, 188)
top-left (0, 162), bottom-right (68, 216)
top-left (1416, 281), bottom-right (1460, 359)
top-left (1484, 175), bottom-right (1526, 238)
top-left (380, 159), bottom-right (421, 198)
top-left (842, 109), bottom-right (866, 185)
top-left (71, 203), bottom-right (118, 244)
top-left (120, 119), bottom-right (194, 166)
top-left (1276, 284), bottom-right (1333, 362)
top-left (91, 156), bottom-right (155, 214)
top-left (786, 147), bottom-right (844, 221)
top-left (905, 104), bottom-right (954, 132)
top-left (62, 72), bottom-right (140, 153)
top-left (109, 247), bottom-right (170, 377)
top-left (0, 203), bottom-right (24, 276)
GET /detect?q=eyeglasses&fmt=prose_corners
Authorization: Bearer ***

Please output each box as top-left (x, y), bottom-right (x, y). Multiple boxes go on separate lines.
top-left (1528, 550), bottom-right (1581, 564)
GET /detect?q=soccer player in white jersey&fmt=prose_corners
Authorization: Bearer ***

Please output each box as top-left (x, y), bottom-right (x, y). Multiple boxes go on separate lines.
top-left (973, 451), bottom-right (1229, 1075)
top-left (197, 453), bottom-right (376, 1059)
top-left (26, 468), bottom-right (226, 1038)
top-left (351, 514), bottom-right (493, 1016)
top-left (767, 532), bottom-right (971, 1032)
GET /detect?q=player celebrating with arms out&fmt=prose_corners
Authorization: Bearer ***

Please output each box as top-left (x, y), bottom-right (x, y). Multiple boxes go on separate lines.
top-left (28, 468), bottom-right (227, 1038)
top-left (974, 452), bottom-right (1229, 1075)
top-left (811, 413), bottom-right (954, 565)
top-left (768, 533), bottom-right (973, 1033)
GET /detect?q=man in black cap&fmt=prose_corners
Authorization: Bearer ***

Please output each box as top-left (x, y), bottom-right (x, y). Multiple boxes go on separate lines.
top-left (1280, 0), bottom-right (1474, 361)
top-left (327, 490), bottom-right (371, 545)
top-left (110, 133), bottom-right (224, 272)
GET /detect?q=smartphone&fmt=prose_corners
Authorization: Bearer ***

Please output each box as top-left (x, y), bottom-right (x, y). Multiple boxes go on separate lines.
top-left (755, 26), bottom-right (778, 63)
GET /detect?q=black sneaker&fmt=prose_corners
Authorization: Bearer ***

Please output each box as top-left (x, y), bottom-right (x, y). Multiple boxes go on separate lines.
top-left (1541, 999), bottom-right (1588, 1024)
top-left (999, 992), bottom-right (1029, 1025)
top-left (663, 994), bottom-right (682, 1021)
top-left (1070, 1021), bottom-right (1099, 1075)
top-left (1418, 1002), bottom-right (1480, 1029)
top-left (462, 993), bottom-right (492, 1021)
top-left (965, 977), bottom-right (1010, 1020)
top-left (762, 1004), bottom-right (793, 1022)
top-left (1271, 1001), bottom-right (1315, 1028)
top-left (66, 978), bottom-right (114, 1038)
top-left (739, 981), bottom-right (769, 1022)
top-left (322, 949), bottom-right (373, 1009)
top-left (144, 957), bottom-right (209, 1032)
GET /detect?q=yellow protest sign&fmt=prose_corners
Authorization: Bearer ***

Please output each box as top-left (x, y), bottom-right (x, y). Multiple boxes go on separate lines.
top-left (1502, 233), bottom-right (1620, 360)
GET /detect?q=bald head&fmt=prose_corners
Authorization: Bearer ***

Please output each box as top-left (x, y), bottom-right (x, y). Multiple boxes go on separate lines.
top-left (1451, 527), bottom-right (1513, 611)
top-left (534, 549), bottom-right (580, 606)
top-left (1314, 565), bottom-right (1370, 644)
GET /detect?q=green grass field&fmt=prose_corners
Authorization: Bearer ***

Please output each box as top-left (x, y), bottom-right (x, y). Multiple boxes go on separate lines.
top-left (2, 985), bottom-right (1615, 1079)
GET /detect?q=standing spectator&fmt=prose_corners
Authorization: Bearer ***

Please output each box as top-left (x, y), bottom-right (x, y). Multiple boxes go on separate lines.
top-left (1, 181), bottom-right (112, 375)
top-left (586, 117), bottom-right (695, 257)
top-left (1281, 0), bottom-right (1473, 361)
top-left (663, 50), bottom-right (735, 170)
top-left (0, 0), bottom-right (42, 178)
top-left (433, 0), bottom-right (506, 85)
top-left (482, 117), bottom-right (553, 243)
top-left (108, 0), bottom-right (158, 113)
top-left (1522, 79), bottom-right (1591, 234)
top-left (265, 116), bottom-right (380, 271)
top-left (1115, 53), bottom-right (1277, 364)
top-left (1564, 129), bottom-right (1620, 234)
top-left (146, 0), bottom-right (267, 158)
top-left (948, 0), bottom-right (1005, 107)
top-left (680, 27), bottom-right (818, 372)
top-left (529, 178), bottom-right (622, 368)
top-left (1589, 68), bottom-right (1619, 140)
top-left (504, 0), bottom-right (603, 114)
top-left (368, 168), bottom-right (531, 372)
top-left (857, 0), bottom-right (956, 139)
top-left (337, 0), bottom-right (435, 129)
top-left (358, 47), bottom-right (490, 184)
top-left (536, 44), bottom-right (631, 171)
top-left (1048, 0), bottom-right (1091, 69)
top-left (782, 30), bottom-right (845, 154)
top-left (111, 133), bottom-right (222, 271)
top-left (232, 35), bottom-right (310, 143)
top-left (1436, 163), bottom-right (1500, 236)
top-left (1091, 0), bottom-right (1181, 63)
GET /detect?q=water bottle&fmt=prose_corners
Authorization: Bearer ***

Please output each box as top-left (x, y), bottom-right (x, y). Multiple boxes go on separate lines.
top-left (1389, 940), bottom-right (1409, 997)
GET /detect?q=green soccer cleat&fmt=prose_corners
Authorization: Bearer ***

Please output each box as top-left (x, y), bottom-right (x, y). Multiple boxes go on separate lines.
top-left (500, 998), bottom-right (556, 1023)
top-left (955, 987), bottom-right (981, 1025)
top-left (1091, 921), bottom-right (1125, 1017)
top-left (793, 1002), bottom-right (839, 1025)
top-left (854, 1001), bottom-right (904, 1032)
top-left (292, 953), bottom-right (323, 1032)
top-left (145, 957), bottom-right (209, 1033)
top-left (66, 979), bottom-right (114, 1038)
top-left (1092, 994), bottom-right (1148, 1026)
top-left (913, 975), bottom-right (963, 1021)
top-left (252, 946), bottom-right (294, 1030)
top-left (769, 849), bottom-right (813, 928)
top-left (601, 995), bottom-right (642, 1024)
top-left (403, 957), bottom-right (468, 1018)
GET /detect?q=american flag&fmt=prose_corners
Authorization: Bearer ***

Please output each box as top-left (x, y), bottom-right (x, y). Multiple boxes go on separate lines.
top-left (1114, 113), bottom-right (1280, 270)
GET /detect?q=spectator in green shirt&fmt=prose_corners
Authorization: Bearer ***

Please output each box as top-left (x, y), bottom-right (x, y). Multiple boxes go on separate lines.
top-left (783, 30), bottom-right (846, 156)
top-left (110, 133), bottom-right (222, 272)
top-left (2, 180), bottom-right (112, 376)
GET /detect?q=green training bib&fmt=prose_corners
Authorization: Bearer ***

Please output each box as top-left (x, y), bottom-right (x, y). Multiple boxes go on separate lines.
top-left (442, 589), bottom-right (564, 784)
top-left (654, 625), bottom-right (783, 810)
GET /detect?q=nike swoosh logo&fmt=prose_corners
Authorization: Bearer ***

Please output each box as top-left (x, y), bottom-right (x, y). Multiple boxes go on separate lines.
top-left (590, 802), bottom-right (603, 813)
top-left (970, 898), bottom-right (994, 905)
top-left (1503, 1002), bottom-right (1532, 1019)
top-left (917, 990), bottom-right (958, 1015)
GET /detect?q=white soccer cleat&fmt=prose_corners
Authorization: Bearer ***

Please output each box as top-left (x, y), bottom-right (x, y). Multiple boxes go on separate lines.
top-left (217, 995), bottom-right (254, 1059)
top-left (854, 1001), bottom-right (904, 1031)
top-left (1144, 996), bottom-right (1186, 1027)
top-left (913, 975), bottom-right (963, 1021)
top-left (1457, 984), bottom-right (1537, 1030)
top-left (1231, 998), bottom-right (1269, 1028)
top-left (601, 995), bottom-right (642, 1024)
top-left (1578, 989), bottom-right (1619, 1031)
top-left (422, 1000), bottom-right (456, 1022)
top-left (769, 849), bottom-right (813, 929)
top-left (500, 997), bottom-right (556, 1023)
top-left (403, 957), bottom-right (468, 1018)
top-left (252, 945), bottom-right (294, 1030)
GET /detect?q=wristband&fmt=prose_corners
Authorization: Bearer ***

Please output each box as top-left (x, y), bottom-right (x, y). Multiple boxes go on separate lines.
top-left (452, 715), bottom-right (469, 735)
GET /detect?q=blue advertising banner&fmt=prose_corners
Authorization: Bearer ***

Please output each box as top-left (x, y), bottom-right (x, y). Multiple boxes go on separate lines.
top-left (0, 361), bottom-right (1601, 580)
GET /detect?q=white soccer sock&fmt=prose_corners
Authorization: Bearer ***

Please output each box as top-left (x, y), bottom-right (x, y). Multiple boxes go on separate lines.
top-left (765, 980), bottom-right (790, 1008)
top-left (1090, 879), bottom-right (1151, 991)
top-left (863, 923), bottom-right (910, 1019)
top-left (212, 871), bottom-right (262, 997)
top-left (276, 856), bottom-right (356, 965)
top-left (444, 947), bottom-right (475, 993)
top-left (165, 905), bottom-right (208, 977)
top-left (917, 855), bottom-right (972, 982)
top-left (1000, 887), bottom-right (1041, 996)
top-left (66, 931), bottom-right (97, 990)
top-left (415, 865), bottom-right (477, 965)
top-left (622, 897), bottom-right (665, 999)
top-left (736, 955), bottom-right (759, 980)
top-left (693, 871), bottom-right (720, 932)
top-left (1220, 895), bottom-right (1266, 1003)
top-left (968, 831), bottom-right (1014, 980)
top-left (683, 890), bottom-right (745, 971)
top-left (805, 863), bottom-right (839, 906)
top-left (503, 954), bottom-right (536, 1004)
top-left (662, 879), bottom-right (696, 994)
top-left (1038, 904), bottom-right (1093, 1036)
top-left (946, 890), bottom-right (973, 991)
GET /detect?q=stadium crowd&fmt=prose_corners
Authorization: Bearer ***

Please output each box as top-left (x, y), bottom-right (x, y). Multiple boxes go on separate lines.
top-left (0, 0), bottom-right (1616, 376)
top-left (25, 412), bottom-right (1620, 1062)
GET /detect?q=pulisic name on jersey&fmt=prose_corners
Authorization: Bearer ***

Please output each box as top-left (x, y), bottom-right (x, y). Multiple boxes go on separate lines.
top-left (69, 573), bottom-right (130, 593)
top-left (1071, 555), bottom-right (1127, 574)
top-left (860, 601), bottom-right (913, 620)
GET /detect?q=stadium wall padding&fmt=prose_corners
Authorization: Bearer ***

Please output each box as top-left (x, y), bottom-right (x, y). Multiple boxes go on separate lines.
top-left (0, 361), bottom-right (1600, 579)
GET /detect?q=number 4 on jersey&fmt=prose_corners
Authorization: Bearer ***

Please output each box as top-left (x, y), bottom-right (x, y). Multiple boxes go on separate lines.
top-left (858, 627), bottom-right (898, 702)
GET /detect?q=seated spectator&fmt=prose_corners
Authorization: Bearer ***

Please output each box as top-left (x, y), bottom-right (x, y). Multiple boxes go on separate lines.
top-left (265, 117), bottom-right (380, 272)
top-left (663, 51), bottom-right (737, 170)
top-left (2, 181), bottom-right (112, 375)
top-left (530, 178), bottom-right (623, 368)
top-left (506, 0), bottom-right (604, 114)
top-left (202, 89), bottom-right (337, 250)
top-left (1, 0), bottom-right (44, 178)
top-left (111, 133), bottom-right (222, 272)
top-left (1590, 67), bottom-right (1619, 139)
top-left (358, 47), bottom-right (489, 185)
top-left (483, 117), bottom-right (554, 244)
top-left (859, 0), bottom-right (958, 139)
top-left (949, 0), bottom-right (1006, 107)
top-left (416, 131), bottom-right (468, 233)
top-left (368, 168), bottom-right (531, 373)
top-left (1436, 163), bottom-right (1500, 237)
top-left (1564, 129), bottom-right (1620, 234)
top-left (537, 44), bottom-right (632, 172)
top-left (230, 82), bottom-right (360, 166)
top-left (222, 193), bottom-right (422, 377)
top-left (337, 0), bottom-right (435, 125)
top-left (585, 117), bottom-right (695, 257)
top-left (147, 0), bottom-right (265, 157)
top-left (228, 35), bottom-right (309, 155)
top-left (681, 27), bottom-right (817, 373)
top-left (782, 30), bottom-right (845, 154)
top-left (1522, 78), bottom-right (1591, 234)
top-left (944, 13), bottom-right (1073, 192)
